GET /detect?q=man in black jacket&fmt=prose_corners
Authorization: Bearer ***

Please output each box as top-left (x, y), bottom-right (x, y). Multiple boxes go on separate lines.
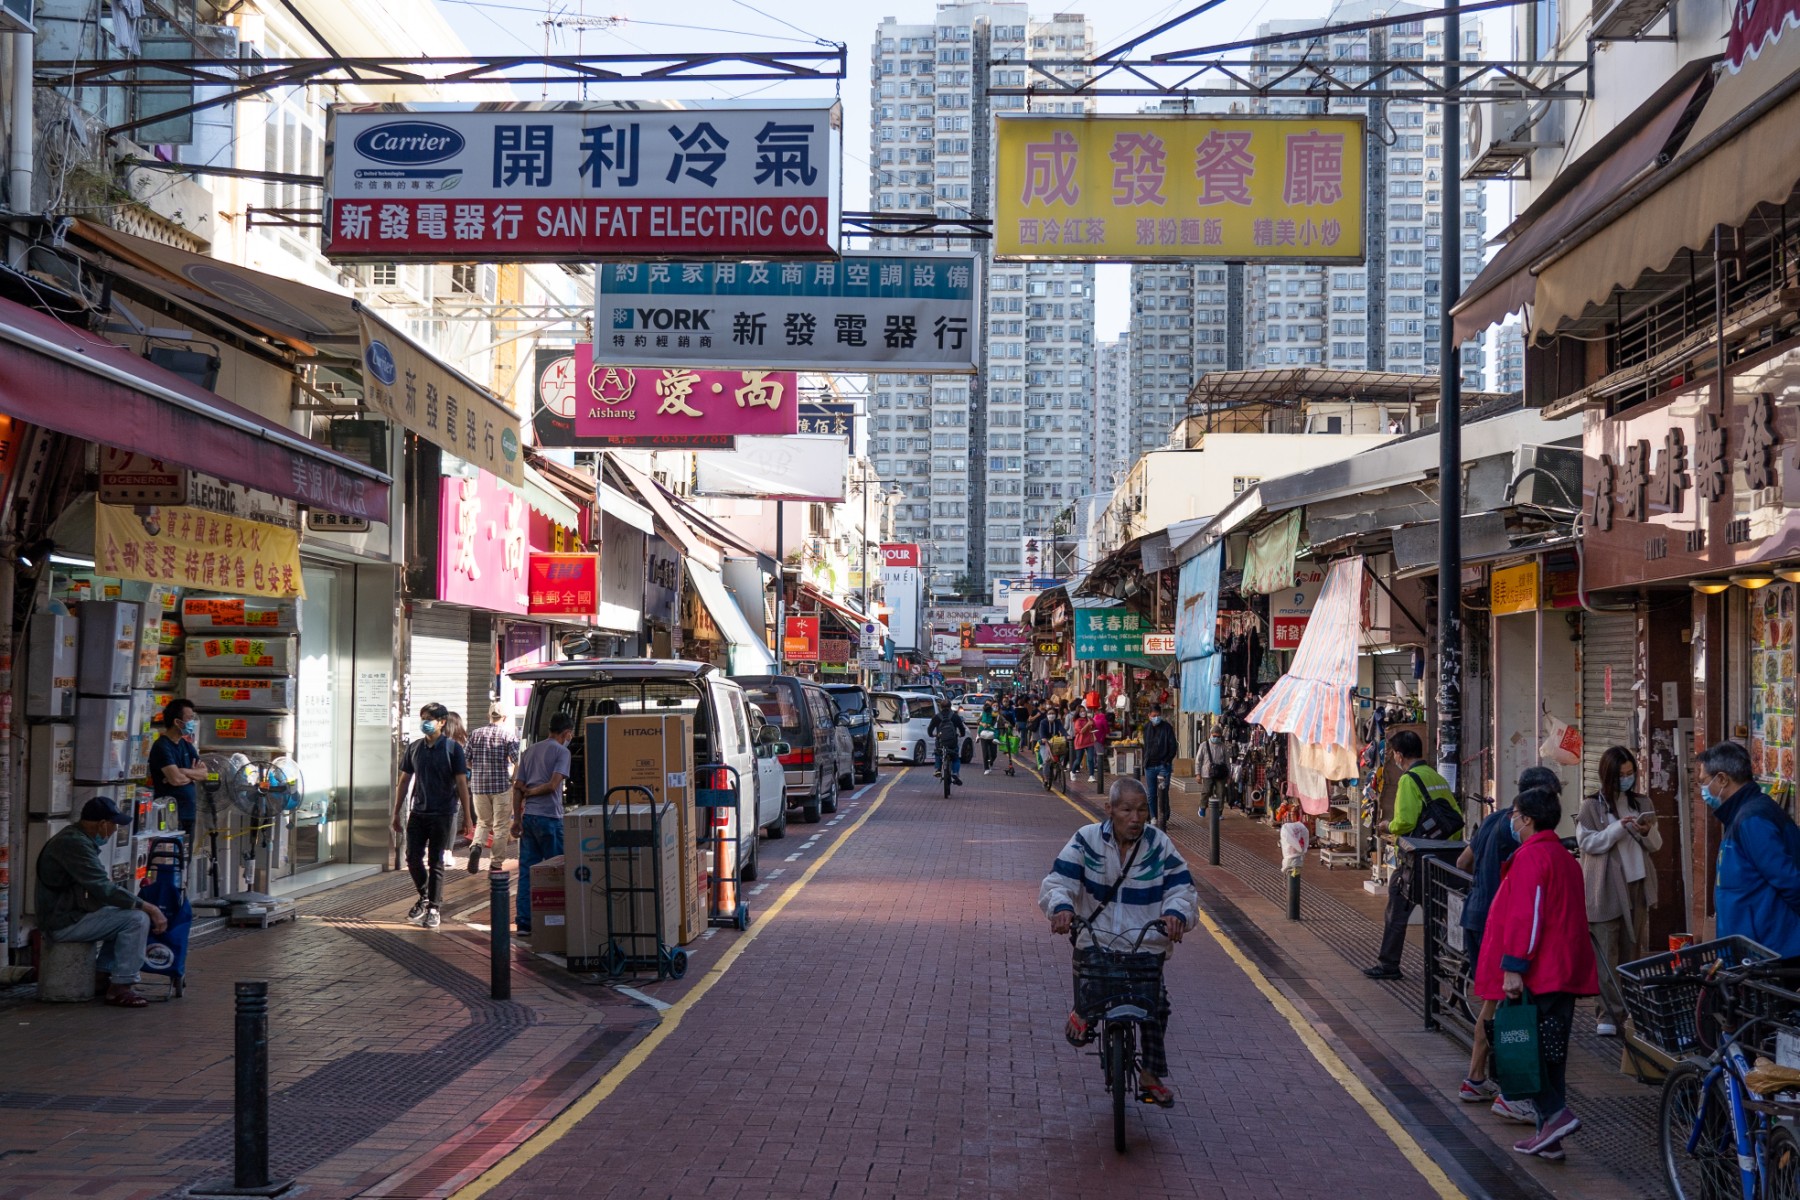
top-left (927, 700), bottom-right (967, 785)
top-left (36, 796), bottom-right (169, 1007)
top-left (1141, 705), bottom-right (1179, 828)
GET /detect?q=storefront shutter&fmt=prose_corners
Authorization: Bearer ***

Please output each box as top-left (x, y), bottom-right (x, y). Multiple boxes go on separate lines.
top-left (410, 605), bottom-right (473, 721)
top-left (1581, 610), bottom-right (1638, 799)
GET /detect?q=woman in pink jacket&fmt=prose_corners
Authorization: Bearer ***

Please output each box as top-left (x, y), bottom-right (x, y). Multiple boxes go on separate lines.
top-left (1474, 785), bottom-right (1599, 1160)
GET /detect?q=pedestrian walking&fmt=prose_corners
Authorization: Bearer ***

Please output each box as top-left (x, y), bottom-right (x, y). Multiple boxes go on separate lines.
top-left (1703, 740), bottom-right (1800, 954)
top-left (1364, 730), bottom-right (1462, 981)
top-left (1578, 746), bottom-right (1660, 1037)
top-left (465, 706), bottom-right (520, 874)
top-left (978, 703), bottom-right (1000, 774)
top-left (1072, 709), bottom-right (1099, 782)
top-left (1142, 704), bottom-right (1178, 829)
top-left (1195, 724), bottom-right (1232, 815)
top-left (512, 712), bottom-right (575, 934)
top-left (1458, 766), bottom-right (1561, 1126)
top-left (1474, 785), bottom-right (1598, 1159)
top-left (391, 703), bottom-right (474, 931)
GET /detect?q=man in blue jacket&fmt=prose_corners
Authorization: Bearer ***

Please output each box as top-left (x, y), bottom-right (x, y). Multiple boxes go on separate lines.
top-left (1704, 740), bottom-right (1800, 956)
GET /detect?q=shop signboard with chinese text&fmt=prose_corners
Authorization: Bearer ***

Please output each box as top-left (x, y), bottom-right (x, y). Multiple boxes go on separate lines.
top-left (531, 344), bottom-right (791, 448)
top-left (325, 101), bottom-right (842, 261)
top-left (438, 472), bottom-right (529, 614)
top-left (594, 253), bottom-right (977, 373)
top-left (1270, 563), bottom-right (1325, 650)
top-left (99, 449), bottom-right (187, 505)
top-left (1141, 632), bottom-right (1177, 655)
top-left (799, 403), bottom-right (855, 436)
top-left (644, 535), bottom-right (682, 625)
top-left (95, 504), bottom-right (305, 599)
top-left (995, 115), bottom-right (1366, 262)
top-left (361, 312), bottom-right (523, 484)
top-left (1034, 639), bottom-right (1063, 657)
top-left (1074, 608), bottom-right (1146, 660)
top-left (527, 553), bottom-right (598, 617)
top-left (1490, 562), bottom-right (1540, 615)
top-left (783, 616), bottom-right (819, 660)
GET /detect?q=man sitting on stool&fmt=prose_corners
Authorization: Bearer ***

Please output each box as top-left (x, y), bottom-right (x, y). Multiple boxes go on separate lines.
top-left (36, 796), bottom-right (168, 1007)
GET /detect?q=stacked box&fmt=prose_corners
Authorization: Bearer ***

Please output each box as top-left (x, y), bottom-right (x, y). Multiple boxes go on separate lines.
top-left (188, 677), bottom-right (294, 712)
top-left (184, 636), bottom-right (297, 675)
top-left (28, 725), bottom-right (74, 816)
top-left (562, 802), bottom-right (680, 971)
top-left (26, 614), bottom-right (79, 719)
top-left (196, 713), bottom-right (292, 752)
top-left (180, 597), bottom-right (299, 634)
top-left (529, 855), bottom-right (568, 955)
top-left (74, 697), bottom-right (133, 783)
top-left (76, 601), bottom-right (139, 697)
top-left (584, 715), bottom-right (703, 943)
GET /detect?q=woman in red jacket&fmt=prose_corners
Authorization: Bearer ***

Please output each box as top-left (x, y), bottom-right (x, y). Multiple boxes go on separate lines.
top-left (1474, 785), bottom-right (1599, 1160)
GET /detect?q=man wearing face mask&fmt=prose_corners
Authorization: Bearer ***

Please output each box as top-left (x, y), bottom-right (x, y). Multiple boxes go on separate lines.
top-left (1195, 724), bottom-right (1233, 814)
top-left (392, 703), bottom-right (474, 930)
top-left (1142, 705), bottom-right (1178, 829)
top-left (148, 699), bottom-right (208, 853)
top-left (35, 796), bottom-right (169, 1007)
top-left (1703, 740), bottom-right (1800, 956)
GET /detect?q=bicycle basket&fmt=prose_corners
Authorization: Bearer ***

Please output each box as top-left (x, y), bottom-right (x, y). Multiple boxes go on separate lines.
top-left (1616, 935), bottom-right (1779, 1057)
top-left (1073, 947), bottom-right (1163, 1017)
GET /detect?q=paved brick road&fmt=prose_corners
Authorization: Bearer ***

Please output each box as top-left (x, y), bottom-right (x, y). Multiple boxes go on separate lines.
top-left (471, 765), bottom-right (1448, 1200)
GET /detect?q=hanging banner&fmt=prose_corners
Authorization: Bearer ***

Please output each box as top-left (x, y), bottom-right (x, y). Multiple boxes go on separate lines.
top-left (995, 114), bottom-right (1366, 262)
top-left (438, 472), bottom-right (529, 614)
top-left (693, 434), bottom-right (848, 502)
top-left (1243, 510), bottom-right (1303, 595)
top-left (324, 100), bottom-right (842, 261)
top-left (783, 616), bottom-right (819, 660)
top-left (594, 253), bottom-right (978, 372)
top-left (95, 504), bottom-right (305, 599)
top-left (644, 535), bottom-right (682, 626)
top-left (526, 553), bottom-right (598, 617)
top-left (1073, 607), bottom-right (1147, 660)
top-left (359, 311), bottom-right (523, 484)
top-left (530, 344), bottom-right (790, 448)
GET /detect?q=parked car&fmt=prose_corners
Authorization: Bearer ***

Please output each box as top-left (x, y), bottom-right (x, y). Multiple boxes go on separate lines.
top-left (955, 692), bottom-right (996, 722)
top-left (874, 691), bottom-right (936, 765)
top-left (511, 658), bottom-right (788, 880)
top-left (881, 690), bottom-right (974, 766)
top-left (737, 675), bottom-right (851, 824)
top-left (823, 683), bottom-right (879, 784)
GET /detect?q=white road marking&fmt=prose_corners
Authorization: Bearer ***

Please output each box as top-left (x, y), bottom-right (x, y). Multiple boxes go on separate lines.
top-left (700, 928), bottom-right (720, 941)
top-left (614, 986), bottom-right (673, 1012)
top-left (463, 922), bottom-right (491, 932)
top-left (748, 883), bottom-right (769, 895)
top-left (784, 853), bottom-right (803, 861)
top-left (767, 869), bottom-right (785, 877)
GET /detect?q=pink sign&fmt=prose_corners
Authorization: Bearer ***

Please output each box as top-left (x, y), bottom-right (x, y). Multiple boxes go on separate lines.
top-left (573, 345), bottom-right (798, 443)
top-left (438, 472), bottom-right (529, 614)
top-left (972, 623), bottom-right (1030, 647)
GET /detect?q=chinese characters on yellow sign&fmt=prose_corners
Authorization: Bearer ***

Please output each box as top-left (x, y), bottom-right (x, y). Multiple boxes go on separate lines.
top-left (359, 311), bottom-right (524, 485)
top-left (96, 504), bottom-right (305, 599)
top-left (1490, 563), bottom-right (1540, 615)
top-left (995, 115), bottom-right (1366, 262)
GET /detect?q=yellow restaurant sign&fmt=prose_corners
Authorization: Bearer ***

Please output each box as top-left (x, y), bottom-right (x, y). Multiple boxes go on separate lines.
top-left (1490, 562), bottom-right (1540, 616)
top-left (96, 504), bottom-right (305, 599)
top-left (995, 115), bottom-right (1366, 262)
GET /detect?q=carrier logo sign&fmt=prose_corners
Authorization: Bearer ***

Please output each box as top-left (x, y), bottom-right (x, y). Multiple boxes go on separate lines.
top-left (365, 339), bottom-right (397, 386)
top-left (353, 122), bottom-right (466, 164)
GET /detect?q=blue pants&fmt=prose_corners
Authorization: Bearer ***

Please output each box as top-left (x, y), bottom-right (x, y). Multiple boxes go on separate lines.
top-left (937, 743), bottom-right (961, 778)
top-left (1145, 764), bottom-right (1173, 824)
top-left (515, 813), bottom-right (564, 930)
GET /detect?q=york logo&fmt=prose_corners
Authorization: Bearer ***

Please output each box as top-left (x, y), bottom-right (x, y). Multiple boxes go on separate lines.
top-left (352, 122), bottom-right (465, 165)
top-left (613, 307), bottom-right (711, 332)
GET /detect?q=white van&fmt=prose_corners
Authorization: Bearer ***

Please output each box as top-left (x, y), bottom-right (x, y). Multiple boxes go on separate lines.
top-left (875, 691), bottom-right (973, 765)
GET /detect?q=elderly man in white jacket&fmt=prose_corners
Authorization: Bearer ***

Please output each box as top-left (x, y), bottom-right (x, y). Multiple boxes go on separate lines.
top-left (1041, 777), bottom-right (1199, 1107)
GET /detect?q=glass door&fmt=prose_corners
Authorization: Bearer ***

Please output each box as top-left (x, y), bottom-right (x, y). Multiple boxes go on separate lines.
top-left (291, 564), bottom-right (353, 875)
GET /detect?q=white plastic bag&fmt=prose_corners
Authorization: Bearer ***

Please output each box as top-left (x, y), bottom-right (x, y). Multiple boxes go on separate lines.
top-left (1280, 821), bottom-right (1311, 872)
top-left (1539, 715), bottom-right (1583, 766)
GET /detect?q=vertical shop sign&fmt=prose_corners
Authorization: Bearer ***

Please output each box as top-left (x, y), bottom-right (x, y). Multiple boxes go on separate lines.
top-left (783, 616), bottom-right (819, 661)
top-left (438, 472), bottom-right (529, 613)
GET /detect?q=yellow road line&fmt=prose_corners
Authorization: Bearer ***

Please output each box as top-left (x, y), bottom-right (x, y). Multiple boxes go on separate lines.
top-left (453, 769), bottom-right (907, 1199)
top-left (1044, 780), bottom-right (1465, 1200)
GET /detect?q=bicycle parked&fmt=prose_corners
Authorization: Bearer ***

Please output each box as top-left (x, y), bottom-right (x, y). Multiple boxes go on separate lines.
top-left (1065, 915), bottom-right (1171, 1153)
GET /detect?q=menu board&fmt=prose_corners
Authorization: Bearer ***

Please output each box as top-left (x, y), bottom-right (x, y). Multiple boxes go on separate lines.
top-left (1750, 582), bottom-right (1796, 788)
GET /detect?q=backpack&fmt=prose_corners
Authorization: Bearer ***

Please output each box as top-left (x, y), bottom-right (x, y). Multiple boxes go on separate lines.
top-left (1405, 767), bottom-right (1464, 841)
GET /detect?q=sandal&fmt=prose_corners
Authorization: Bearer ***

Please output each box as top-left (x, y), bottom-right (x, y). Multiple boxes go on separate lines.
top-left (1064, 1010), bottom-right (1094, 1047)
top-left (1139, 1083), bottom-right (1175, 1107)
top-left (105, 988), bottom-right (149, 1008)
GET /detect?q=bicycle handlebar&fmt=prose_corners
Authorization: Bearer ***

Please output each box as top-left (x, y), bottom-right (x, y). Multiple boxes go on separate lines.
top-left (1066, 914), bottom-right (1167, 952)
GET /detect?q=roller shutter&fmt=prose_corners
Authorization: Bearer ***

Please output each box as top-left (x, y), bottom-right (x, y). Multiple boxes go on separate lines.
top-left (1581, 610), bottom-right (1638, 798)
top-left (410, 605), bottom-right (480, 722)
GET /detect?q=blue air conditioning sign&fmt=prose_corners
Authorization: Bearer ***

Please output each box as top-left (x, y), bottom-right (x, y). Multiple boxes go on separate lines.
top-left (349, 121), bottom-right (466, 186)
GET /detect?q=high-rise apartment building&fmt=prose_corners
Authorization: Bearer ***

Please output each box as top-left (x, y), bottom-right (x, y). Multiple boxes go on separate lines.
top-left (1127, 1), bottom-right (1487, 455)
top-left (870, 4), bottom-right (1095, 595)
top-left (1492, 320), bottom-right (1525, 394)
top-left (1094, 335), bottom-right (1133, 493)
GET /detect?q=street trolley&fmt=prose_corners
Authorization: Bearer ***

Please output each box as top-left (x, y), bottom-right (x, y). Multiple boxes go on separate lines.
top-left (696, 763), bottom-right (751, 931)
top-left (590, 783), bottom-right (688, 982)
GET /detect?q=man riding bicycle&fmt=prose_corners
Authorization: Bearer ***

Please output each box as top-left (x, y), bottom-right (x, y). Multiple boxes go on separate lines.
top-left (928, 699), bottom-right (967, 788)
top-left (1040, 778), bottom-right (1197, 1106)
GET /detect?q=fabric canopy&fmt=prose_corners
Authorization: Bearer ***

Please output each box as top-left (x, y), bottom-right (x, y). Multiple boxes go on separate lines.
top-left (1247, 556), bottom-right (1363, 748)
top-left (0, 295), bottom-right (388, 518)
top-left (1174, 542), bottom-right (1222, 714)
top-left (686, 560), bottom-right (773, 675)
top-left (1242, 510), bottom-right (1302, 595)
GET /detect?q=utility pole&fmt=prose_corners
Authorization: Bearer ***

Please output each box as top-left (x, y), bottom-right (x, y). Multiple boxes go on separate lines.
top-left (1435, 0), bottom-right (1463, 789)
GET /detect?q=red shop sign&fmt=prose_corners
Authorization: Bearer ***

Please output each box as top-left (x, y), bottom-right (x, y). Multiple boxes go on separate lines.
top-left (783, 616), bottom-right (819, 660)
top-left (527, 553), bottom-right (599, 617)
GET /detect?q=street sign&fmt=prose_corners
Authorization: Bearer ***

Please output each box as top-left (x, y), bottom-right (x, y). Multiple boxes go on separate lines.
top-left (325, 100), bottom-right (843, 261)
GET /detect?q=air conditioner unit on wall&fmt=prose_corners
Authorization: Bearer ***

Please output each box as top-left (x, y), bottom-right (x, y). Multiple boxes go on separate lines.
top-left (1463, 97), bottom-right (1557, 182)
top-left (0, 0), bottom-right (33, 34)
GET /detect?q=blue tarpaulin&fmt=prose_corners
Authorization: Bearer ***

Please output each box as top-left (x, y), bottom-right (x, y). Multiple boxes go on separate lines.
top-left (1175, 542), bottom-right (1223, 714)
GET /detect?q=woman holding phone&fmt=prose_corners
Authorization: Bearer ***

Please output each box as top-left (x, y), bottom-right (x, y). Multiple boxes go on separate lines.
top-left (1577, 745), bottom-right (1661, 1037)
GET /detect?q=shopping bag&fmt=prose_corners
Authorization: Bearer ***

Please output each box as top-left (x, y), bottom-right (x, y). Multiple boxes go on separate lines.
top-left (1491, 998), bottom-right (1542, 1097)
top-left (1538, 715), bottom-right (1583, 766)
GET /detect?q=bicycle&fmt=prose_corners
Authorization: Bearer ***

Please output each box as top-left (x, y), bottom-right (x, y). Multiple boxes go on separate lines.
top-left (1066, 915), bottom-right (1169, 1153)
top-left (1042, 737), bottom-right (1069, 793)
top-left (936, 741), bottom-right (960, 798)
top-left (1643, 958), bottom-right (1800, 1200)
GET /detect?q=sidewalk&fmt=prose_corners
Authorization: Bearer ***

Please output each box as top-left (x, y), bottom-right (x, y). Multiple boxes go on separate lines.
top-left (1137, 786), bottom-right (1661, 1200)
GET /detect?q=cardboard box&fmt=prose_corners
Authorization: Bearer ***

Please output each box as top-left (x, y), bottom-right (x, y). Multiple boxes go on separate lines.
top-left (196, 712), bottom-right (293, 752)
top-left (76, 601), bottom-right (141, 697)
top-left (185, 636), bottom-right (298, 676)
top-left (529, 855), bottom-right (568, 955)
top-left (26, 614), bottom-right (80, 719)
top-left (189, 677), bottom-right (295, 713)
top-left (1172, 758), bottom-right (1195, 779)
top-left (74, 697), bottom-right (133, 782)
top-left (562, 801), bottom-right (680, 971)
top-left (181, 597), bottom-right (299, 634)
top-left (28, 724), bottom-right (74, 815)
top-left (584, 715), bottom-right (704, 942)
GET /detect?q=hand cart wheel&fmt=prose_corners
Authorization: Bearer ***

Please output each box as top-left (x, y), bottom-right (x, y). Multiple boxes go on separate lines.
top-left (734, 903), bottom-right (751, 931)
top-left (664, 948), bottom-right (689, 980)
top-left (602, 943), bottom-right (629, 979)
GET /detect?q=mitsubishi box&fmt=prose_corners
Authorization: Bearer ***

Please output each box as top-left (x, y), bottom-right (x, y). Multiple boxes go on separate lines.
top-left (26, 614), bottom-right (79, 719)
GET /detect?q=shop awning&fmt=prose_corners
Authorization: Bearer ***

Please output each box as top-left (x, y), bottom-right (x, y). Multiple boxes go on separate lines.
top-left (524, 464), bottom-right (583, 531)
top-left (1450, 68), bottom-right (1709, 342)
top-left (0, 295), bottom-right (388, 518)
top-left (1247, 557), bottom-right (1363, 748)
top-left (801, 582), bottom-right (884, 637)
top-left (609, 457), bottom-right (722, 571)
top-left (1531, 39), bottom-right (1800, 336)
top-left (598, 482), bottom-right (655, 535)
top-left (687, 560), bottom-right (774, 675)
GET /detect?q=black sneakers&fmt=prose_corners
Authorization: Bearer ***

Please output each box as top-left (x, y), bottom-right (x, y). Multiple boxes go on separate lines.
top-left (423, 906), bottom-right (442, 930)
top-left (407, 897), bottom-right (428, 924)
top-left (466, 847), bottom-right (484, 874)
top-left (1362, 964), bottom-right (1403, 980)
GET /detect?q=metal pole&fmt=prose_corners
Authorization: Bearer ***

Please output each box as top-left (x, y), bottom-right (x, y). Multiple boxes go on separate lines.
top-left (489, 870), bottom-right (511, 1000)
top-left (1209, 797), bottom-right (1222, 866)
top-left (234, 981), bottom-right (272, 1191)
top-left (861, 472), bottom-right (871, 615)
top-left (775, 503), bottom-right (785, 674)
top-left (1435, 0), bottom-right (1464, 792)
top-left (1287, 869), bottom-right (1301, 921)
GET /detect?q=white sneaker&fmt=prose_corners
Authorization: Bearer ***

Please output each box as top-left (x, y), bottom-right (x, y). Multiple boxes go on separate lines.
top-left (1596, 1021), bottom-right (1619, 1037)
top-left (1086, 774), bottom-right (1096, 782)
top-left (984, 768), bottom-right (992, 775)
top-left (1492, 1096), bottom-right (1537, 1124)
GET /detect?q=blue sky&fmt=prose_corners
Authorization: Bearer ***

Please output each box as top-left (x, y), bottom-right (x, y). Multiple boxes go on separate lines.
top-left (430, 0), bottom-right (1400, 338)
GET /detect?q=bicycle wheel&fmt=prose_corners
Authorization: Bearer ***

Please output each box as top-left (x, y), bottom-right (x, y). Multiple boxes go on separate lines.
top-left (1768, 1125), bottom-right (1800, 1200)
top-left (943, 764), bottom-right (952, 798)
top-left (1105, 1024), bottom-right (1131, 1153)
top-left (1660, 1061), bottom-right (1735, 1200)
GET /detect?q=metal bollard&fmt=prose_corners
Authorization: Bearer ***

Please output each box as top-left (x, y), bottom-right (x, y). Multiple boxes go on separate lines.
top-left (1287, 869), bottom-right (1302, 921)
top-left (490, 870), bottom-right (511, 1001)
top-left (1208, 798), bottom-right (1223, 866)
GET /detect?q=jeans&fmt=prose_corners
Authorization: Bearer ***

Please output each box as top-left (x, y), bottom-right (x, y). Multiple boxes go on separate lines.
top-left (471, 791), bottom-right (516, 865)
top-left (937, 743), bottom-right (961, 779)
top-left (406, 810), bottom-right (455, 906)
top-left (52, 907), bottom-right (151, 984)
top-left (516, 813), bottom-right (564, 930)
top-left (1145, 764), bottom-right (1172, 825)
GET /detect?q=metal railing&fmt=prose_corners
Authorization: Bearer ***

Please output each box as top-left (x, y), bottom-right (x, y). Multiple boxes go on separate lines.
top-left (1421, 852), bottom-right (1477, 1047)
